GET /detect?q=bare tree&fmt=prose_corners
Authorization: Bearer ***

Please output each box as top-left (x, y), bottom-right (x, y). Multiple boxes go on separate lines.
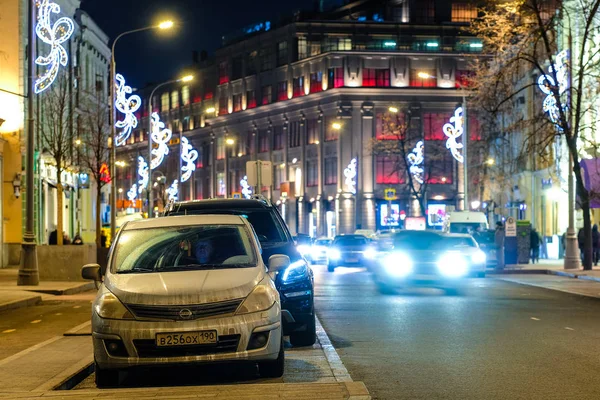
top-left (38, 73), bottom-right (75, 246)
top-left (470, 0), bottom-right (600, 269)
top-left (78, 87), bottom-right (110, 248)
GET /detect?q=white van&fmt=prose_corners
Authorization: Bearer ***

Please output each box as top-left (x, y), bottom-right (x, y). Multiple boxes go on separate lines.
top-left (443, 211), bottom-right (489, 234)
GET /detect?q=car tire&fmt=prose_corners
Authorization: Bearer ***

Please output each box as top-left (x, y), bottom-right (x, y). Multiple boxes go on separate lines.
top-left (327, 263), bottom-right (336, 272)
top-left (95, 362), bottom-right (119, 388)
top-left (258, 336), bottom-right (285, 378)
top-left (290, 312), bottom-right (316, 347)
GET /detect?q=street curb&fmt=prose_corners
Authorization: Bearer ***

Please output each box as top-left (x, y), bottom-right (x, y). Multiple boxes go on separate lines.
top-left (36, 355), bottom-right (94, 391)
top-left (26, 282), bottom-right (96, 296)
top-left (0, 294), bottom-right (42, 314)
top-left (548, 269), bottom-right (600, 282)
top-left (487, 269), bottom-right (550, 275)
top-left (315, 315), bottom-right (354, 383)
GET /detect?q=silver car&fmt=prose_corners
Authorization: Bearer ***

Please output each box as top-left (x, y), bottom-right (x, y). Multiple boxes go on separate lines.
top-left (82, 215), bottom-right (288, 387)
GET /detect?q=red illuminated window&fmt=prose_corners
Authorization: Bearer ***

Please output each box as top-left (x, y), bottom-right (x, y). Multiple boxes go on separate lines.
top-left (277, 81), bottom-right (288, 101)
top-left (204, 91), bottom-right (213, 100)
top-left (310, 72), bottom-right (323, 93)
top-left (423, 113), bottom-right (446, 140)
top-left (363, 68), bottom-right (376, 87)
top-left (218, 96), bottom-right (228, 115)
top-left (262, 85), bottom-right (272, 105)
top-left (247, 90), bottom-right (257, 109)
top-left (218, 61), bottom-right (229, 84)
top-left (233, 94), bottom-right (242, 112)
top-left (363, 69), bottom-right (390, 87)
top-left (293, 77), bottom-right (304, 98)
top-left (376, 113), bottom-right (406, 140)
top-left (426, 141), bottom-right (453, 184)
top-left (328, 68), bottom-right (344, 88)
top-left (376, 155), bottom-right (404, 184)
top-left (410, 70), bottom-right (437, 87)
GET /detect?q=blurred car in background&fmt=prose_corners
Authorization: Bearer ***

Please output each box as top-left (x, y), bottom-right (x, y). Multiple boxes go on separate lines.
top-left (472, 230), bottom-right (497, 268)
top-left (327, 235), bottom-right (377, 272)
top-left (294, 234), bottom-right (313, 258)
top-left (309, 237), bottom-right (332, 264)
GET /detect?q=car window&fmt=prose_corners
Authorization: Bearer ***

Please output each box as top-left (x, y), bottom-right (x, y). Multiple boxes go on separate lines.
top-left (473, 231), bottom-right (495, 245)
top-left (450, 223), bottom-right (487, 234)
top-left (393, 232), bottom-right (442, 250)
top-left (113, 225), bottom-right (257, 273)
top-left (315, 239), bottom-right (331, 246)
top-left (334, 236), bottom-right (368, 246)
top-left (444, 237), bottom-right (477, 248)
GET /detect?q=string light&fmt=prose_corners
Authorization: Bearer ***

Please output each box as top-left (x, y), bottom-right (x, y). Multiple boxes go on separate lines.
top-left (537, 50), bottom-right (569, 130)
top-left (180, 137), bottom-right (198, 182)
top-left (344, 158), bottom-right (357, 194)
top-left (150, 113), bottom-right (172, 169)
top-left (34, 0), bottom-right (75, 93)
top-left (241, 176), bottom-right (252, 198)
top-left (408, 141), bottom-right (424, 184)
top-left (167, 180), bottom-right (179, 201)
top-left (443, 107), bottom-right (464, 163)
top-left (137, 156), bottom-right (148, 194)
top-left (127, 184), bottom-right (138, 201)
top-left (114, 74), bottom-right (142, 146)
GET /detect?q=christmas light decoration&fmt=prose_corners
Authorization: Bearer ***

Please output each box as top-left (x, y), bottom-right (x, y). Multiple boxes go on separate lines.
top-left (150, 113), bottom-right (172, 169)
top-left (180, 137), bottom-right (198, 183)
top-left (34, 0), bottom-right (75, 94)
top-left (443, 107), bottom-right (464, 163)
top-left (408, 141), bottom-right (424, 184)
top-left (137, 156), bottom-right (148, 194)
top-left (344, 158), bottom-right (357, 194)
top-left (537, 50), bottom-right (569, 130)
top-left (241, 176), bottom-right (252, 199)
top-left (127, 184), bottom-right (138, 201)
top-left (167, 180), bottom-right (179, 201)
top-left (114, 74), bottom-right (142, 146)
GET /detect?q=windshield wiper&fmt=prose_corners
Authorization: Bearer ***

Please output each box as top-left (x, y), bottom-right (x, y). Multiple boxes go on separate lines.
top-left (117, 268), bottom-right (154, 274)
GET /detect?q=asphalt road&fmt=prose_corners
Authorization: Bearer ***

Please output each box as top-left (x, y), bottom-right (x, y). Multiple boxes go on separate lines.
top-left (312, 265), bottom-right (600, 400)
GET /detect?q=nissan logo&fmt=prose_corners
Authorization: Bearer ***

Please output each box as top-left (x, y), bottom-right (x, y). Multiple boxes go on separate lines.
top-left (179, 309), bottom-right (193, 319)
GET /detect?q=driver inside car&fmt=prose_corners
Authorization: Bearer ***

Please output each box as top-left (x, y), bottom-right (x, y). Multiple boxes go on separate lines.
top-left (176, 238), bottom-right (215, 265)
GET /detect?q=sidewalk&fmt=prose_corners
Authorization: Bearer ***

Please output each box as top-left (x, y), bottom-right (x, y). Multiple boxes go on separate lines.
top-left (0, 267), bottom-right (95, 313)
top-left (489, 259), bottom-right (600, 282)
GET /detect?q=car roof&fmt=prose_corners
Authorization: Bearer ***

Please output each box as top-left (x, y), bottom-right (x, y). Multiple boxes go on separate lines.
top-left (444, 233), bottom-right (474, 238)
top-left (167, 199), bottom-right (272, 213)
top-left (123, 215), bottom-right (246, 231)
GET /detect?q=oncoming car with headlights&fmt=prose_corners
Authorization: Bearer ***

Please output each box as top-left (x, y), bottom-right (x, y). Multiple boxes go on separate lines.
top-left (81, 215), bottom-right (287, 387)
top-left (327, 235), bottom-right (377, 272)
top-left (372, 231), bottom-right (486, 294)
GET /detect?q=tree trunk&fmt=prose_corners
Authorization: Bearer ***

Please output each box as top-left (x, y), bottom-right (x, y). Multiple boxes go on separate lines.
top-left (57, 182), bottom-right (64, 246)
top-left (95, 183), bottom-right (102, 248)
top-left (571, 144), bottom-right (592, 270)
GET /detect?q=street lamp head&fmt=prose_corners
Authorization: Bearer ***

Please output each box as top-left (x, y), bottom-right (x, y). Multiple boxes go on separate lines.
top-left (417, 72), bottom-right (434, 79)
top-left (205, 107), bottom-right (216, 114)
top-left (158, 20), bottom-right (174, 30)
top-left (486, 158), bottom-right (495, 166)
top-left (225, 138), bottom-right (235, 146)
top-left (180, 75), bottom-right (194, 82)
top-left (332, 122), bottom-right (342, 130)
top-left (388, 106), bottom-right (399, 114)
top-left (118, 188), bottom-right (124, 193)
top-left (75, 138), bottom-right (82, 146)
top-left (471, 200), bottom-right (481, 210)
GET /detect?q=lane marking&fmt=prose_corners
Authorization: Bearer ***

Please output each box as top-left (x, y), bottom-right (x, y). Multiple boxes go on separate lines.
top-left (2, 329), bottom-right (16, 334)
top-left (565, 327), bottom-right (575, 331)
top-left (0, 336), bottom-right (62, 366)
top-left (531, 317), bottom-right (540, 321)
top-left (30, 320), bottom-right (41, 324)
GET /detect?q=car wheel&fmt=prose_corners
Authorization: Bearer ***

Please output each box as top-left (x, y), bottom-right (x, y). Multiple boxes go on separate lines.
top-left (327, 263), bottom-right (336, 272)
top-left (290, 312), bottom-right (316, 347)
top-left (258, 336), bottom-right (285, 378)
top-left (95, 361), bottom-right (119, 388)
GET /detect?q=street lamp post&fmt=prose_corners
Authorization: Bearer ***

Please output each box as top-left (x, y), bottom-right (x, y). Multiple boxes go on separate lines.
top-left (146, 75), bottom-right (193, 217)
top-left (110, 21), bottom-right (173, 234)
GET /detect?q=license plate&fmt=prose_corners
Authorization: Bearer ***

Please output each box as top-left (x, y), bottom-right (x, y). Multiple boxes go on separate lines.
top-left (156, 331), bottom-right (217, 347)
top-left (345, 258), bottom-right (359, 263)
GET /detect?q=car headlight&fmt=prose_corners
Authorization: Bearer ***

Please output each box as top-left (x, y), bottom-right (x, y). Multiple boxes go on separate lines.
top-left (437, 252), bottom-right (469, 277)
top-left (382, 252), bottom-right (413, 277)
top-left (297, 245), bottom-right (310, 256)
top-left (282, 260), bottom-right (309, 283)
top-left (237, 280), bottom-right (279, 315)
top-left (364, 247), bottom-right (377, 260)
top-left (328, 248), bottom-right (341, 260)
top-left (471, 250), bottom-right (486, 264)
top-left (94, 291), bottom-right (134, 320)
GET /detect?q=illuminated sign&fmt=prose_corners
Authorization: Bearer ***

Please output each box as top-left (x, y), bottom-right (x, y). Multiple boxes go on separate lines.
top-left (114, 74), bottom-right (142, 146)
top-left (427, 204), bottom-right (447, 227)
top-left (380, 204), bottom-right (400, 227)
top-left (443, 107), bottom-right (464, 163)
top-left (99, 163), bottom-right (111, 183)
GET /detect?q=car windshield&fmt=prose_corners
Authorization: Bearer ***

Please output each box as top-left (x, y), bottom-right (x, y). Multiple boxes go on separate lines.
top-left (315, 239), bottom-right (331, 246)
top-left (392, 232), bottom-right (443, 250)
top-left (450, 222), bottom-right (487, 234)
top-left (473, 231), bottom-right (495, 245)
top-left (444, 237), bottom-right (477, 249)
top-left (334, 236), bottom-right (368, 246)
top-left (113, 225), bottom-right (257, 273)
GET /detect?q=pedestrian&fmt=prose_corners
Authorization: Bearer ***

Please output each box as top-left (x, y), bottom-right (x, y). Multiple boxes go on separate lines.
top-left (593, 225), bottom-right (600, 266)
top-left (100, 231), bottom-right (107, 248)
top-left (578, 228), bottom-right (585, 260)
top-left (495, 221), bottom-right (505, 270)
top-left (72, 234), bottom-right (83, 245)
top-left (530, 228), bottom-right (541, 264)
top-left (48, 229), bottom-right (58, 245)
top-left (561, 231), bottom-right (567, 258)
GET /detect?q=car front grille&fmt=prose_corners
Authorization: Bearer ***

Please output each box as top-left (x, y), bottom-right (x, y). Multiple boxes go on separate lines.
top-left (126, 299), bottom-right (243, 321)
top-left (133, 334), bottom-right (240, 358)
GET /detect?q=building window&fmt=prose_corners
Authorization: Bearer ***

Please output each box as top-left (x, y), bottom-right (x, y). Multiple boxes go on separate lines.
top-left (247, 90), bottom-right (257, 109)
top-left (277, 81), bottom-right (288, 101)
top-left (455, 70), bottom-right (474, 88)
top-left (293, 76), bottom-right (304, 97)
top-left (289, 121), bottom-right (301, 148)
top-left (310, 72), bottom-right (323, 93)
top-left (260, 47), bottom-right (273, 72)
top-left (216, 137), bottom-right (225, 160)
top-left (451, 2), bottom-right (478, 23)
top-left (262, 85), bottom-right (273, 105)
top-left (324, 117), bottom-right (339, 141)
top-left (392, 1), bottom-right (410, 23)
top-left (219, 96), bottom-right (228, 115)
top-left (324, 157), bottom-right (337, 185)
top-left (310, 41), bottom-right (322, 56)
top-left (376, 112), bottom-right (405, 140)
top-left (244, 131), bottom-right (255, 155)
top-left (410, 70), bottom-right (437, 87)
top-left (277, 41), bottom-right (288, 66)
top-left (233, 94), bottom-right (242, 112)
top-left (307, 161), bottom-right (318, 187)
top-left (307, 119), bottom-right (319, 144)
top-left (426, 141), bottom-right (453, 184)
top-left (273, 126), bottom-right (284, 150)
top-left (181, 86), bottom-right (190, 106)
top-left (414, 0), bottom-right (435, 24)
top-left (363, 68), bottom-right (390, 87)
top-left (274, 165), bottom-right (284, 190)
top-left (376, 155), bottom-right (403, 184)
top-left (259, 130), bottom-right (269, 153)
top-left (217, 172), bottom-right (225, 196)
top-left (298, 37), bottom-right (308, 60)
top-left (323, 37), bottom-right (352, 52)
top-left (218, 61), bottom-right (229, 84)
top-left (161, 92), bottom-right (169, 111)
top-left (232, 56), bottom-right (243, 80)
top-left (247, 51), bottom-right (258, 76)
top-left (423, 113), bottom-right (446, 140)
top-left (328, 67), bottom-right (344, 88)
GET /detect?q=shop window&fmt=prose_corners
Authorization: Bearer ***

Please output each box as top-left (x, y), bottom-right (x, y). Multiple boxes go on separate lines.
top-left (324, 157), bottom-right (337, 185)
top-left (262, 85), bottom-right (273, 105)
top-left (376, 155), bottom-right (404, 184)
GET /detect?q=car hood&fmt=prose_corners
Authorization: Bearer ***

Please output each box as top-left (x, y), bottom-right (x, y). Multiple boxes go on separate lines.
top-left (105, 267), bottom-right (264, 305)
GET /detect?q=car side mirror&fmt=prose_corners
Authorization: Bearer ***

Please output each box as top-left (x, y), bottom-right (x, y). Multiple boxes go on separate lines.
top-left (81, 264), bottom-right (102, 281)
top-left (268, 254), bottom-right (290, 273)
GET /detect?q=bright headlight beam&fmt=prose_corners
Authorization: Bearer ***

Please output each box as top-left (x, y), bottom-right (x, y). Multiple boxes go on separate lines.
top-left (437, 252), bottom-right (468, 277)
top-left (472, 250), bottom-right (486, 264)
top-left (383, 252), bottom-right (413, 277)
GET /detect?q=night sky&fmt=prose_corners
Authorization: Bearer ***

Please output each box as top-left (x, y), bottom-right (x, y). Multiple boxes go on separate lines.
top-left (80, 0), bottom-right (315, 89)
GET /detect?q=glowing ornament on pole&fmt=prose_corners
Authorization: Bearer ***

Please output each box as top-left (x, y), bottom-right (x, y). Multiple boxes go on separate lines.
top-left (127, 184), bottom-right (138, 201)
top-left (344, 158), bottom-right (357, 194)
top-left (241, 176), bottom-right (252, 199)
top-left (150, 113), bottom-right (172, 169)
top-left (114, 74), bottom-right (142, 146)
top-left (167, 180), bottom-right (179, 201)
top-left (408, 141), bottom-right (424, 184)
top-left (180, 137), bottom-right (198, 183)
top-left (34, 0), bottom-right (75, 94)
top-left (443, 107), bottom-right (464, 163)
top-left (537, 50), bottom-right (569, 130)
top-left (137, 156), bottom-right (148, 194)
